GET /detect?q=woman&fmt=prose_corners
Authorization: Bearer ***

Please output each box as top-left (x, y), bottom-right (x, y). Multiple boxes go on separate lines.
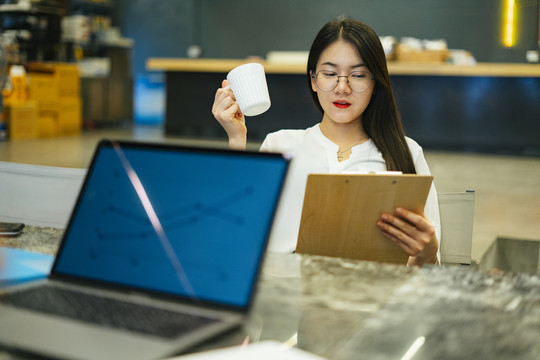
top-left (212, 17), bottom-right (440, 266)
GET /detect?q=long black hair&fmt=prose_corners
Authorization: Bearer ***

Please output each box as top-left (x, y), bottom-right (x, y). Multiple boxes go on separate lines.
top-left (307, 16), bottom-right (416, 174)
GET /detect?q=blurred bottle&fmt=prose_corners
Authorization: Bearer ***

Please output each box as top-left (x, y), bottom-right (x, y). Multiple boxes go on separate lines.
top-left (8, 65), bottom-right (27, 102)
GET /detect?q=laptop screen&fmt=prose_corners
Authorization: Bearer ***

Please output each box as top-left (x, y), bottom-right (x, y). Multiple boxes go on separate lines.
top-left (53, 140), bottom-right (289, 309)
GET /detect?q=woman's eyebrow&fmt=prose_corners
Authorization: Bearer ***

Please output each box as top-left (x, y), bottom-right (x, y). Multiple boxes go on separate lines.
top-left (352, 63), bottom-right (367, 69)
top-left (320, 61), bottom-right (337, 67)
top-left (320, 61), bottom-right (367, 69)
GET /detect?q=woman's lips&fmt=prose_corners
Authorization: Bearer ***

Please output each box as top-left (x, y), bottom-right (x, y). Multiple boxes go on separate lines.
top-left (333, 101), bottom-right (351, 109)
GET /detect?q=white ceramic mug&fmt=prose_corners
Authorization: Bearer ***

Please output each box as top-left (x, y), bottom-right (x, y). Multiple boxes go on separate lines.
top-left (226, 63), bottom-right (271, 117)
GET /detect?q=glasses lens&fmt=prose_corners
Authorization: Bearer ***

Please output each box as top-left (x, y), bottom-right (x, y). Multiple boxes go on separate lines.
top-left (315, 71), bottom-right (338, 91)
top-left (348, 71), bottom-right (372, 92)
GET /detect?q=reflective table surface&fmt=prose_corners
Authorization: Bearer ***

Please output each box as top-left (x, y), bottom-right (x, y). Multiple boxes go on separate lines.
top-left (2, 226), bottom-right (540, 359)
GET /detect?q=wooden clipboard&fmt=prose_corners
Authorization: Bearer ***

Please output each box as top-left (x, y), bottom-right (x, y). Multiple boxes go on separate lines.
top-left (296, 174), bottom-right (433, 264)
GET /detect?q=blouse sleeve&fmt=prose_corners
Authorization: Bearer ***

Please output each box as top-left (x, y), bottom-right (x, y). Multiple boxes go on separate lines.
top-left (407, 138), bottom-right (442, 263)
top-left (259, 135), bottom-right (271, 152)
top-left (259, 130), bottom-right (303, 155)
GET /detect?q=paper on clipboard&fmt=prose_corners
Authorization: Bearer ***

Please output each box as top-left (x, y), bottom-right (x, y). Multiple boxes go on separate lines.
top-left (295, 173), bottom-right (433, 264)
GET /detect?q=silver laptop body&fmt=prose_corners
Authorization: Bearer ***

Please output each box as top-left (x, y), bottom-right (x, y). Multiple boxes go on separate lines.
top-left (0, 140), bottom-right (289, 360)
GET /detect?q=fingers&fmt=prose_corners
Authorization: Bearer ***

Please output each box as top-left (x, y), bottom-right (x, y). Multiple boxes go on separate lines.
top-left (377, 208), bottom-right (436, 257)
top-left (211, 81), bottom-right (247, 149)
top-left (212, 86), bottom-right (230, 111)
top-left (212, 91), bottom-right (234, 114)
top-left (212, 82), bottom-right (240, 121)
top-left (378, 224), bottom-right (418, 256)
top-left (393, 208), bottom-right (432, 233)
top-left (218, 79), bottom-right (235, 100)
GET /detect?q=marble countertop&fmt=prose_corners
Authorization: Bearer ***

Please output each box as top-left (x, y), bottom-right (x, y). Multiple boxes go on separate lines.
top-left (0, 225), bottom-right (63, 256)
top-left (213, 254), bottom-right (540, 360)
top-left (2, 226), bottom-right (540, 359)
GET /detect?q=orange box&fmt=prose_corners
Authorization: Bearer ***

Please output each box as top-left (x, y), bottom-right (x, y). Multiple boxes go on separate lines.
top-left (395, 44), bottom-right (448, 62)
top-left (6, 101), bottom-right (38, 139)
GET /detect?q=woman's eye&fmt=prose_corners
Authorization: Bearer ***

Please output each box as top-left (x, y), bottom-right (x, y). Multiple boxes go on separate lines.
top-left (350, 72), bottom-right (367, 79)
top-left (321, 72), bottom-right (337, 78)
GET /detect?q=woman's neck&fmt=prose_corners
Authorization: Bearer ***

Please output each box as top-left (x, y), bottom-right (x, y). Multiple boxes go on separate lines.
top-left (319, 117), bottom-right (368, 148)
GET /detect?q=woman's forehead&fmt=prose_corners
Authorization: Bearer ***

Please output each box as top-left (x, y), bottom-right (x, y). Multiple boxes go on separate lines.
top-left (316, 40), bottom-right (365, 69)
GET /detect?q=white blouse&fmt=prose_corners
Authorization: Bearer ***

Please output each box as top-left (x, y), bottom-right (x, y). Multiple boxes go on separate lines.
top-left (260, 124), bottom-right (441, 254)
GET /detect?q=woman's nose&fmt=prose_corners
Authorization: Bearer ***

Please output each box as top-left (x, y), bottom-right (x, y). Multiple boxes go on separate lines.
top-left (335, 76), bottom-right (351, 93)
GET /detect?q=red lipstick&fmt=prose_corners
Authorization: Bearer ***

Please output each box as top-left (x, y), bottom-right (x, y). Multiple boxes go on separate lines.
top-left (333, 101), bottom-right (351, 109)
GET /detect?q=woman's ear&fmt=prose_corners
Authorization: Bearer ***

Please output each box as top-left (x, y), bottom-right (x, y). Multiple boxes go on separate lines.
top-left (310, 70), bottom-right (317, 93)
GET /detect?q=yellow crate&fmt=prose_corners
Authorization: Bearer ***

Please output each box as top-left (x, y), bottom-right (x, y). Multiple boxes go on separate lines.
top-left (37, 106), bottom-right (59, 137)
top-left (6, 101), bottom-right (39, 139)
top-left (28, 62), bottom-right (81, 102)
top-left (37, 114), bottom-right (59, 137)
top-left (58, 97), bottom-right (82, 135)
top-left (55, 63), bottom-right (80, 98)
top-left (28, 73), bottom-right (59, 103)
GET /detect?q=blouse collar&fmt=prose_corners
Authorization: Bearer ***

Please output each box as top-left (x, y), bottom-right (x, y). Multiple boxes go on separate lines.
top-left (312, 123), bottom-right (373, 154)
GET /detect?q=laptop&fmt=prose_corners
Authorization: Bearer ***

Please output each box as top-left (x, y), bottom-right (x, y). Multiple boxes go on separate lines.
top-left (296, 173), bottom-right (433, 264)
top-left (0, 139), bottom-right (289, 360)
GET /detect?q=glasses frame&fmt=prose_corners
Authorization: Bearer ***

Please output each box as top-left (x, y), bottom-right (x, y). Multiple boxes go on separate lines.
top-left (312, 70), bottom-right (375, 93)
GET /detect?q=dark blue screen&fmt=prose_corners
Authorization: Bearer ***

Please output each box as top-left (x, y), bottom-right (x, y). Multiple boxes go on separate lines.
top-left (54, 143), bottom-right (288, 308)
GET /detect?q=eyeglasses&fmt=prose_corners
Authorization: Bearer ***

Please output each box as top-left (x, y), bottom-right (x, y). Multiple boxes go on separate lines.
top-left (312, 70), bottom-right (374, 93)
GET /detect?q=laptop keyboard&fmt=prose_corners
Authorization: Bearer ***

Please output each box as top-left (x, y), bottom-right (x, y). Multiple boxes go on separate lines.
top-left (0, 285), bottom-right (218, 339)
